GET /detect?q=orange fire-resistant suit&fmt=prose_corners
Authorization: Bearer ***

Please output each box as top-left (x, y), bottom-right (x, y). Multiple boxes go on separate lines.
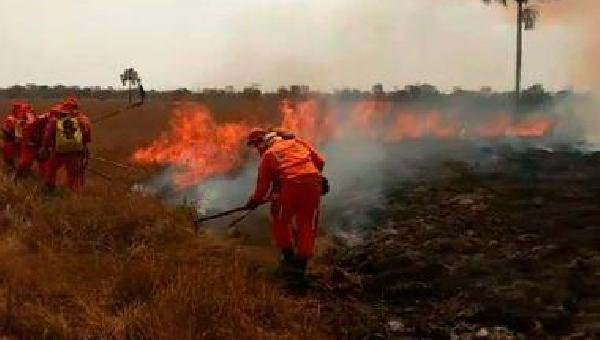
top-left (2, 102), bottom-right (28, 170)
top-left (18, 107), bottom-right (59, 178)
top-left (42, 99), bottom-right (91, 191)
top-left (250, 137), bottom-right (325, 259)
top-left (15, 104), bottom-right (44, 178)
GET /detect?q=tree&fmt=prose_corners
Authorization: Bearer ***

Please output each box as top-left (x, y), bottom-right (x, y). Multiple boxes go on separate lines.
top-left (482, 0), bottom-right (539, 100)
top-left (120, 67), bottom-right (141, 105)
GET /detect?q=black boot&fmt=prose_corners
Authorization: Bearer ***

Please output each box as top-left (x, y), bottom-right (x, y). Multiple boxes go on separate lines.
top-left (272, 248), bottom-right (295, 278)
top-left (287, 256), bottom-right (311, 294)
top-left (294, 256), bottom-right (308, 276)
top-left (281, 248), bottom-right (294, 264)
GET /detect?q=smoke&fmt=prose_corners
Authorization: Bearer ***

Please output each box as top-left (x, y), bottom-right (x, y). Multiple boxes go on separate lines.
top-left (136, 94), bottom-right (586, 233)
top-left (483, 0), bottom-right (600, 91)
top-left (536, 0), bottom-right (600, 91)
top-left (543, 0), bottom-right (600, 149)
top-left (484, 0), bottom-right (600, 147)
top-left (133, 0), bottom-right (600, 230)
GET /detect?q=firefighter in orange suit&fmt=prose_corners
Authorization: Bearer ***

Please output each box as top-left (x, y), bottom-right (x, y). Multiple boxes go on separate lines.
top-left (40, 98), bottom-right (91, 191)
top-left (246, 128), bottom-right (327, 283)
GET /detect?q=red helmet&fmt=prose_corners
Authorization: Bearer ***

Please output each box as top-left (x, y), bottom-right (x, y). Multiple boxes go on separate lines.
top-left (21, 103), bottom-right (33, 113)
top-left (11, 101), bottom-right (24, 115)
top-left (247, 128), bottom-right (267, 146)
top-left (62, 97), bottom-right (79, 111)
top-left (12, 101), bottom-right (29, 119)
top-left (48, 104), bottom-right (64, 117)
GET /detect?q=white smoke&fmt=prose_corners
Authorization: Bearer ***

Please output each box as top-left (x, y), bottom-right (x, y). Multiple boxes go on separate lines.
top-left (137, 92), bottom-right (598, 233)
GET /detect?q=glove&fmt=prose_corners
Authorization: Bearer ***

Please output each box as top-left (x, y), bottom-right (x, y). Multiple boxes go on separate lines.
top-left (245, 198), bottom-right (260, 210)
top-left (37, 148), bottom-right (50, 161)
top-left (2, 130), bottom-right (15, 142)
top-left (321, 176), bottom-right (330, 196)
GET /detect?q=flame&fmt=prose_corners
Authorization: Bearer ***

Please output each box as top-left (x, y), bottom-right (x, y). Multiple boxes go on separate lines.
top-left (131, 103), bottom-right (250, 188)
top-left (280, 99), bottom-right (334, 144)
top-left (350, 101), bottom-right (554, 141)
top-left (132, 100), bottom-right (334, 188)
top-left (472, 115), bottom-right (554, 138)
top-left (472, 115), bottom-right (513, 138)
top-left (507, 117), bottom-right (555, 138)
top-left (351, 100), bottom-right (391, 138)
top-left (384, 110), bottom-right (457, 141)
top-left (133, 99), bottom-right (555, 190)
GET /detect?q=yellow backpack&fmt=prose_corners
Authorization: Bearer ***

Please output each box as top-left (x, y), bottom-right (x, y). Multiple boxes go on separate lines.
top-left (55, 117), bottom-right (84, 153)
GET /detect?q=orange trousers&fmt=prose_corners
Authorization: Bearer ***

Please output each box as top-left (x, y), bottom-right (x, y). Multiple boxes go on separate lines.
top-left (16, 145), bottom-right (37, 176)
top-left (17, 145), bottom-right (49, 178)
top-left (2, 142), bottom-right (17, 169)
top-left (45, 152), bottom-right (85, 190)
top-left (270, 180), bottom-right (321, 258)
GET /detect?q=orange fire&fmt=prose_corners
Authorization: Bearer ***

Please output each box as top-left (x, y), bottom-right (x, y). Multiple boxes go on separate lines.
top-left (132, 100), bottom-right (335, 188)
top-left (472, 115), bottom-right (513, 138)
top-left (384, 110), bottom-right (458, 141)
top-left (350, 101), bottom-right (554, 141)
top-left (472, 115), bottom-right (554, 139)
top-left (133, 99), bottom-right (555, 189)
top-left (351, 101), bottom-right (391, 138)
top-left (280, 99), bottom-right (335, 144)
top-left (131, 103), bottom-right (251, 188)
top-left (507, 117), bottom-right (555, 138)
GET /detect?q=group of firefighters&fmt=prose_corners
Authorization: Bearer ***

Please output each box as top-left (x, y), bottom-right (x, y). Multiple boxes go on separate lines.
top-left (1, 98), bottom-right (325, 287)
top-left (1, 97), bottom-right (91, 192)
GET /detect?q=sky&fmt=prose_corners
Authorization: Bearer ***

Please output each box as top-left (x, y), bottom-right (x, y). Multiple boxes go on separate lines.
top-left (0, 0), bottom-right (593, 91)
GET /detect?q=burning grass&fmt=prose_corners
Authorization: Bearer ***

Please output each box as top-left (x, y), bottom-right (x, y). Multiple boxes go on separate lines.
top-left (131, 103), bottom-right (251, 188)
top-left (0, 97), bottom-right (415, 338)
top-left (0, 97), bottom-right (591, 338)
top-left (129, 97), bottom-right (555, 199)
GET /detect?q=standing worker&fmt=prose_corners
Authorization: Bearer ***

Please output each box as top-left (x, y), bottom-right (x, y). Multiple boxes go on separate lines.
top-left (15, 103), bottom-right (41, 179)
top-left (1, 102), bottom-right (25, 170)
top-left (20, 104), bottom-right (62, 178)
top-left (138, 84), bottom-right (145, 105)
top-left (40, 97), bottom-right (91, 192)
top-left (245, 128), bottom-right (326, 287)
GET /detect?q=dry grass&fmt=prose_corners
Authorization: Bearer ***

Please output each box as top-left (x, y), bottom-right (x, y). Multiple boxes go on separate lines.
top-left (0, 98), bottom-right (332, 339)
top-left (0, 175), bottom-right (330, 339)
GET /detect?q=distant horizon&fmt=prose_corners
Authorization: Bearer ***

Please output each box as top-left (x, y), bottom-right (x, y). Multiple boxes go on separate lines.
top-left (0, 82), bottom-right (580, 94)
top-left (2, 0), bottom-right (596, 92)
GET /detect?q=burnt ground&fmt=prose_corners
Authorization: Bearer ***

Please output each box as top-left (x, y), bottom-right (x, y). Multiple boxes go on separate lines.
top-left (314, 146), bottom-right (600, 339)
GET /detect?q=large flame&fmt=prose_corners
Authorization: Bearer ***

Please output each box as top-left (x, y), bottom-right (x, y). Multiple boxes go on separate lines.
top-left (384, 110), bottom-right (458, 141)
top-left (349, 102), bottom-right (554, 140)
top-left (280, 99), bottom-right (335, 144)
top-left (132, 99), bottom-right (555, 189)
top-left (131, 103), bottom-right (251, 188)
top-left (351, 100), bottom-right (391, 138)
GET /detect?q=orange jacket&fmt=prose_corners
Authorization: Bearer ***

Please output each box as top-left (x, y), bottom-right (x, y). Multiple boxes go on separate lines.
top-left (251, 138), bottom-right (325, 202)
top-left (21, 112), bottom-right (52, 147)
top-left (2, 102), bottom-right (31, 142)
top-left (2, 115), bottom-right (16, 142)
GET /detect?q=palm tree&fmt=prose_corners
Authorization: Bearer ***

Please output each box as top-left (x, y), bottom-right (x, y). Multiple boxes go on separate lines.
top-left (120, 68), bottom-right (141, 105)
top-left (482, 0), bottom-right (538, 100)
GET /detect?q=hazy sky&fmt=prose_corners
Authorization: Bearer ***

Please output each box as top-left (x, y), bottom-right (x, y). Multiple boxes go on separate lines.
top-left (0, 0), bottom-right (588, 91)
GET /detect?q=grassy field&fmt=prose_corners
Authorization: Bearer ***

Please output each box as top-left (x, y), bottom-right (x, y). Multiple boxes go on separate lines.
top-left (2, 97), bottom-right (597, 338)
top-left (0, 98), bottom-right (343, 339)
